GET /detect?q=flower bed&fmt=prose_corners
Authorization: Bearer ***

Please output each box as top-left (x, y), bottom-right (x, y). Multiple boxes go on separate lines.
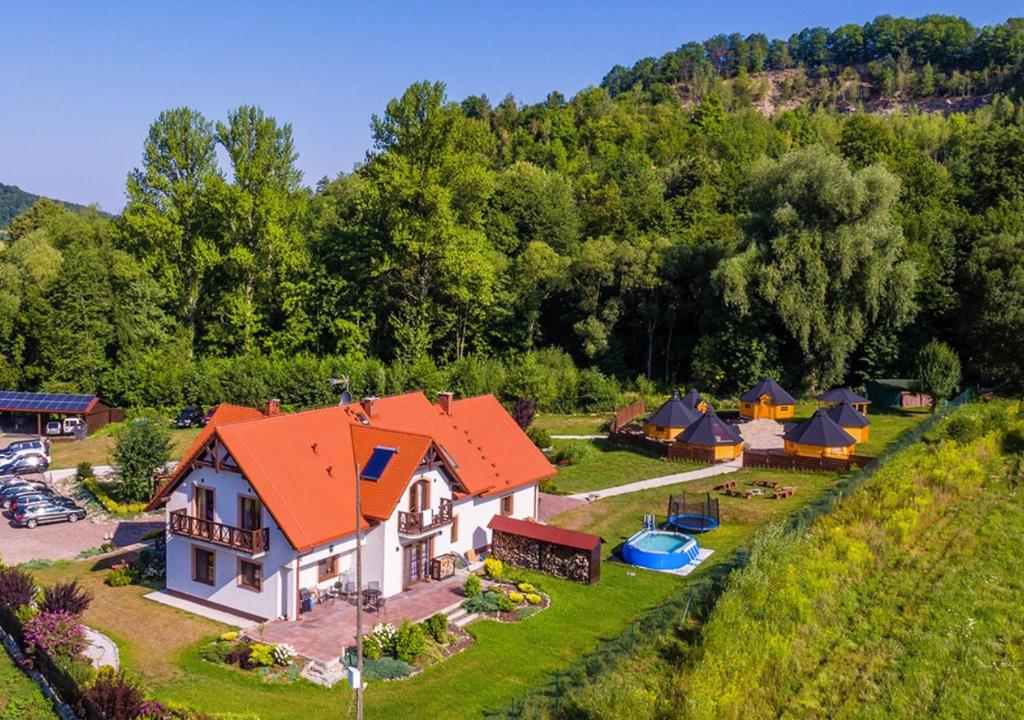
top-left (345, 613), bottom-right (470, 682)
top-left (197, 632), bottom-right (301, 682)
top-left (460, 559), bottom-right (552, 622)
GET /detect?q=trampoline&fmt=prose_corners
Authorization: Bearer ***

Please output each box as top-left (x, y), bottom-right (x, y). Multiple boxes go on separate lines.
top-left (664, 492), bottom-right (720, 533)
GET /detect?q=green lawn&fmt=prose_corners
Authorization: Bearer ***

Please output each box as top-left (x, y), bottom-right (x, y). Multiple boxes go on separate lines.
top-left (788, 403), bottom-right (930, 456)
top-left (532, 413), bottom-right (611, 436)
top-left (48, 425), bottom-right (200, 470)
top-left (546, 438), bottom-right (700, 495)
top-left (0, 645), bottom-right (56, 719)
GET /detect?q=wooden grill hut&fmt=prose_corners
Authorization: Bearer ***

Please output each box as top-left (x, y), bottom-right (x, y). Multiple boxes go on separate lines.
top-left (815, 387), bottom-right (871, 415)
top-left (825, 401), bottom-right (870, 443)
top-left (643, 390), bottom-right (701, 440)
top-left (680, 387), bottom-right (709, 413)
top-left (739, 377), bottom-right (796, 420)
top-left (783, 409), bottom-right (857, 459)
top-left (676, 407), bottom-right (744, 461)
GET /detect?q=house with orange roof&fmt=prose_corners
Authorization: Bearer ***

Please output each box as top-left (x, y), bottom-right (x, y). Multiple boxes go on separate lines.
top-left (147, 392), bottom-right (555, 622)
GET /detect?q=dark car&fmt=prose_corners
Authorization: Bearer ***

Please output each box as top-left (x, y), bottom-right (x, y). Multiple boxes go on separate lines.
top-left (174, 405), bottom-right (205, 429)
top-left (0, 476), bottom-right (44, 492)
top-left (0, 482), bottom-right (48, 507)
top-left (199, 406), bottom-right (217, 427)
top-left (14, 497), bottom-right (86, 528)
top-left (8, 488), bottom-right (58, 512)
top-left (0, 453), bottom-right (48, 475)
top-left (0, 438), bottom-right (50, 458)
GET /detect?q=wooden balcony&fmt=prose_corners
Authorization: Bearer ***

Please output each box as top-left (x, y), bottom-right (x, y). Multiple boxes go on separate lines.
top-left (398, 498), bottom-right (453, 535)
top-left (169, 509), bottom-right (269, 554)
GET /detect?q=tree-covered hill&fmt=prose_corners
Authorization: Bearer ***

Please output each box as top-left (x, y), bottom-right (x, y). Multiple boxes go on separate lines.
top-left (2, 14), bottom-right (1024, 407)
top-left (0, 182), bottom-right (104, 229)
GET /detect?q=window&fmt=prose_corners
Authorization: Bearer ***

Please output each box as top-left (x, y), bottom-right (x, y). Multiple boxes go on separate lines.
top-left (238, 496), bottom-right (261, 531)
top-left (501, 494), bottom-right (514, 516)
top-left (361, 446), bottom-right (398, 481)
top-left (408, 479), bottom-right (430, 514)
top-left (238, 559), bottom-right (262, 591)
top-left (194, 486), bottom-right (215, 521)
top-left (193, 547), bottom-right (215, 585)
top-left (318, 555), bottom-right (339, 582)
top-left (450, 514), bottom-right (459, 543)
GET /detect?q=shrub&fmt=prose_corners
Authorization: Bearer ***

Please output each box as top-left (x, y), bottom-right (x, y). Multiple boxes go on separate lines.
top-left (497, 593), bottom-right (516, 613)
top-left (508, 592), bottom-right (524, 603)
top-left (484, 557), bottom-right (503, 580)
top-left (271, 643), bottom-right (296, 666)
top-left (503, 566), bottom-right (528, 584)
top-left (362, 633), bottom-right (384, 660)
top-left (14, 603), bottom-right (39, 624)
top-left (462, 573), bottom-right (482, 597)
top-left (0, 566), bottom-right (36, 609)
top-left (945, 413), bottom-right (984, 444)
top-left (219, 631), bottom-right (239, 642)
top-left (105, 562), bottom-right (136, 587)
top-left (517, 582), bottom-right (535, 593)
top-left (41, 580), bottom-right (93, 616)
top-left (369, 622), bottom-right (397, 656)
top-left (248, 643), bottom-right (275, 667)
top-left (80, 668), bottom-right (146, 720)
top-left (554, 442), bottom-right (592, 466)
top-left (462, 591), bottom-right (499, 614)
top-left (577, 368), bottom-right (621, 411)
top-left (199, 640), bottom-right (233, 664)
top-left (525, 593), bottom-right (542, 605)
top-left (527, 426), bottom-right (552, 450)
top-left (76, 462), bottom-right (95, 481)
top-left (82, 477), bottom-right (150, 516)
top-left (423, 613), bottom-right (448, 644)
top-left (363, 656), bottom-right (414, 680)
top-left (393, 620), bottom-right (426, 664)
top-left (23, 610), bottom-right (86, 662)
top-left (226, 645), bottom-right (255, 670)
top-left (112, 417), bottom-right (173, 503)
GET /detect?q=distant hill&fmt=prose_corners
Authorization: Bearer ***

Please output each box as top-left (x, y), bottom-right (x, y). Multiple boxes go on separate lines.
top-left (0, 182), bottom-right (106, 229)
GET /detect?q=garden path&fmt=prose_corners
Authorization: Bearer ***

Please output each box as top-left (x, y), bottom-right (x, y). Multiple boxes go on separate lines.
top-left (566, 459), bottom-right (741, 501)
top-left (550, 434), bottom-right (609, 440)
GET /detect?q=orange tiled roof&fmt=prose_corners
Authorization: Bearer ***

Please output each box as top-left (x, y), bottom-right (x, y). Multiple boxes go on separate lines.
top-left (149, 392), bottom-right (555, 552)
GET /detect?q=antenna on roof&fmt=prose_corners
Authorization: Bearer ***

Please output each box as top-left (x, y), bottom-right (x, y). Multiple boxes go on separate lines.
top-left (328, 376), bottom-right (353, 405)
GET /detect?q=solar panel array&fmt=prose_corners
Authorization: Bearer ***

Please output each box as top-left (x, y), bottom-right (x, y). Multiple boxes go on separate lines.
top-left (0, 391), bottom-right (96, 414)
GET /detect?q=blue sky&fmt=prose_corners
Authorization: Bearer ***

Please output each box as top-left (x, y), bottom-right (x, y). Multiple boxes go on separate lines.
top-left (1, 1), bottom-right (1018, 211)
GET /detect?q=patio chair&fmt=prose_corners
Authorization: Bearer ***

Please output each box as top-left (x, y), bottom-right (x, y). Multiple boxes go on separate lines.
top-left (299, 588), bottom-right (314, 614)
top-left (367, 580), bottom-right (380, 592)
top-left (341, 580), bottom-right (357, 604)
top-left (375, 595), bottom-right (387, 617)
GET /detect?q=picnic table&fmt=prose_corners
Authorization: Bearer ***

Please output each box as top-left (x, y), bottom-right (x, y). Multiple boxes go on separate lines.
top-left (773, 486), bottom-right (796, 500)
top-left (715, 479), bottom-right (737, 491)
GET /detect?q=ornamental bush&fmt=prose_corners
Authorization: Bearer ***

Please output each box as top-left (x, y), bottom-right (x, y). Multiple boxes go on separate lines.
top-left (23, 610), bottom-right (86, 663)
top-left (497, 594), bottom-right (516, 613)
top-left (393, 620), bottom-right (426, 663)
top-left (508, 592), bottom-right (524, 603)
top-left (369, 621), bottom-right (397, 655)
top-left (105, 561), bottom-right (136, 587)
top-left (527, 426), bottom-right (552, 450)
top-left (0, 566), bottom-right (36, 609)
top-left (362, 656), bottom-right (414, 680)
top-left (423, 612), bottom-right (448, 643)
top-left (517, 582), bottom-right (534, 593)
top-left (462, 573), bottom-right (482, 597)
top-left (362, 633), bottom-right (384, 660)
top-left (248, 643), bottom-right (275, 667)
top-left (525, 593), bottom-right (542, 605)
top-left (80, 668), bottom-right (146, 720)
top-left (41, 580), bottom-right (93, 616)
top-left (271, 642), bottom-right (296, 666)
top-left (462, 591), bottom-right (500, 614)
top-left (484, 557), bottom-right (503, 579)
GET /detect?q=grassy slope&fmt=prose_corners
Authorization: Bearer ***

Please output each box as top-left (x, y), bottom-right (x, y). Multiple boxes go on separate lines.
top-left (0, 647), bottom-right (57, 719)
top-left (532, 413), bottom-right (611, 436)
top-left (548, 439), bottom-right (700, 494)
top-left (48, 426), bottom-right (200, 469)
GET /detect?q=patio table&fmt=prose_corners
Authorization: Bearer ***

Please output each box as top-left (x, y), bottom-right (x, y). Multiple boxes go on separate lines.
top-left (361, 588), bottom-right (381, 609)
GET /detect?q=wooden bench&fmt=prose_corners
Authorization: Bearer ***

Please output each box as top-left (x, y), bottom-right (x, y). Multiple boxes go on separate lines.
top-left (725, 487), bottom-right (760, 499)
top-left (773, 486), bottom-right (796, 500)
top-left (715, 479), bottom-right (737, 491)
top-left (753, 479), bottom-right (781, 489)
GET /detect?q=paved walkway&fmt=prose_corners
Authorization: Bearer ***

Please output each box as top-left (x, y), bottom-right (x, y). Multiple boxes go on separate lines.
top-left (82, 627), bottom-right (120, 670)
top-left (736, 419), bottom-right (785, 450)
top-left (567, 459), bottom-right (742, 501)
top-left (551, 434), bottom-right (609, 440)
top-left (538, 492), bottom-right (586, 520)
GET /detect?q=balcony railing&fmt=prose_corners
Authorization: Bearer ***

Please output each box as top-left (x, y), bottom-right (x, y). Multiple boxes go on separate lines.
top-left (398, 498), bottom-right (453, 535)
top-left (169, 509), bottom-right (269, 554)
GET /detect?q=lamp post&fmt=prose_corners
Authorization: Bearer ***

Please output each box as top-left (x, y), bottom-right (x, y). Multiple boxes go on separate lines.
top-left (353, 461), bottom-right (364, 720)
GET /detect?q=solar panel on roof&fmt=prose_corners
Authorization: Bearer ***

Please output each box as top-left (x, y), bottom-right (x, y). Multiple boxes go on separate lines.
top-left (0, 391), bottom-right (96, 414)
top-left (360, 446), bottom-right (398, 481)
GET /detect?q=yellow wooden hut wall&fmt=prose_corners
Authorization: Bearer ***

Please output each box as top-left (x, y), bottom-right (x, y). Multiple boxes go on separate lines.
top-left (740, 395), bottom-right (795, 420)
top-left (783, 439), bottom-right (853, 459)
top-left (643, 423), bottom-right (685, 440)
top-left (819, 399), bottom-right (870, 415)
top-left (837, 424), bottom-right (870, 443)
top-left (688, 441), bottom-right (743, 461)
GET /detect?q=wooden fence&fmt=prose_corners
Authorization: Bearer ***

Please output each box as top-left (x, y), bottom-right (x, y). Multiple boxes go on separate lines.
top-left (609, 429), bottom-right (718, 464)
top-left (610, 401), bottom-right (646, 433)
top-left (742, 450), bottom-right (873, 473)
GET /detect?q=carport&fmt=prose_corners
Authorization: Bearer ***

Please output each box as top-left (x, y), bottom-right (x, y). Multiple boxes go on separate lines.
top-left (0, 391), bottom-right (124, 436)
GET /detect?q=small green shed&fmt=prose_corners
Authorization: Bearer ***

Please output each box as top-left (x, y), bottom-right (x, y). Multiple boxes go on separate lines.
top-left (866, 379), bottom-right (932, 409)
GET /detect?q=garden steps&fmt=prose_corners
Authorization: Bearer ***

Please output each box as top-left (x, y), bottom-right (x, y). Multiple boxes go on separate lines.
top-left (441, 600), bottom-right (479, 628)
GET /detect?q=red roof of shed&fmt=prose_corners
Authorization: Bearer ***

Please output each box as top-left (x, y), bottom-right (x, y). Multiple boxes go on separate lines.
top-left (488, 515), bottom-right (602, 552)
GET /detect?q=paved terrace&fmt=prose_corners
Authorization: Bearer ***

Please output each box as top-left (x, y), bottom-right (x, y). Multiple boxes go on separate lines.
top-left (251, 573), bottom-right (467, 663)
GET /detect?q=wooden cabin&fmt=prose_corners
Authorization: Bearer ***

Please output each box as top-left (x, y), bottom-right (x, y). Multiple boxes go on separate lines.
top-left (676, 407), bottom-right (743, 461)
top-left (783, 409), bottom-right (857, 459)
top-left (815, 387), bottom-right (871, 415)
top-left (825, 401), bottom-right (870, 443)
top-left (680, 388), bottom-right (709, 414)
top-left (739, 377), bottom-right (796, 420)
top-left (643, 391), bottom-right (701, 440)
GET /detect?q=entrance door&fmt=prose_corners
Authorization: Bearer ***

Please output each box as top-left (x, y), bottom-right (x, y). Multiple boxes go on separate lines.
top-left (403, 538), bottom-right (432, 589)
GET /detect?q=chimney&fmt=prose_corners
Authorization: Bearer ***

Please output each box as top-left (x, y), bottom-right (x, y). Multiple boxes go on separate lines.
top-left (438, 391), bottom-right (454, 415)
top-left (265, 398), bottom-right (281, 417)
top-left (360, 396), bottom-right (378, 418)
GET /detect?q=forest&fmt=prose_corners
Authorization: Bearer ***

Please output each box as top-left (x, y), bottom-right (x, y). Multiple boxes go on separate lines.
top-left (1, 14), bottom-right (1024, 410)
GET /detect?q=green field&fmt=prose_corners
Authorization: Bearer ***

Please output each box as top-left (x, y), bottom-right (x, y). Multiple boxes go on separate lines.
top-left (0, 646), bottom-right (56, 720)
top-left (546, 438), bottom-right (700, 494)
top-left (531, 413), bottom-right (611, 436)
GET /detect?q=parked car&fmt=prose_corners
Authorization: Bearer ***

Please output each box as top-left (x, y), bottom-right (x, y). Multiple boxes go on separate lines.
top-left (14, 497), bottom-right (87, 528)
top-left (174, 405), bottom-right (205, 429)
top-left (0, 453), bottom-right (48, 475)
top-left (0, 475), bottom-right (44, 491)
top-left (44, 420), bottom-right (63, 436)
top-left (1, 484), bottom-right (52, 509)
top-left (0, 444), bottom-right (51, 466)
top-left (199, 406), bottom-right (217, 427)
top-left (63, 417), bottom-right (85, 434)
top-left (0, 437), bottom-right (50, 458)
top-left (10, 489), bottom-right (59, 512)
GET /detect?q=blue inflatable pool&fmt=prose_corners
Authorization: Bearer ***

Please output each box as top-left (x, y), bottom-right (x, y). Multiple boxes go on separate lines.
top-left (622, 529), bottom-right (700, 570)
